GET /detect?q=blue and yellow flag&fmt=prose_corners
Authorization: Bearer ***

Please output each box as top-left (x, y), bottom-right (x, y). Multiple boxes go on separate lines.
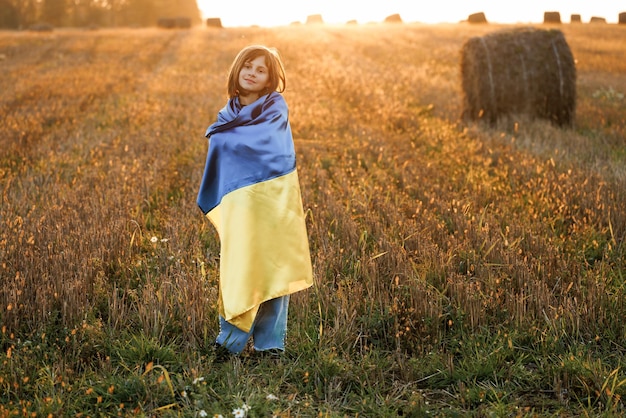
top-left (198, 92), bottom-right (313, 332)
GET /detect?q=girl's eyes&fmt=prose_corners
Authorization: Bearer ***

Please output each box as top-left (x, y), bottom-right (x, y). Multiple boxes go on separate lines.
top-left (243, 63), bottom-right (266, 73)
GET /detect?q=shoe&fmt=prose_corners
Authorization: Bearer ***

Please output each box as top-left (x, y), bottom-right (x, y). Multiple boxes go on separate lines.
top-left (255, 348), bottom-right (285, 359)
top-left (213, 343), bottom-right (234, 363)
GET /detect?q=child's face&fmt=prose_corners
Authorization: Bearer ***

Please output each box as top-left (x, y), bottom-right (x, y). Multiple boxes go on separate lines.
top-left (238, 55), bottom-right (270, 97)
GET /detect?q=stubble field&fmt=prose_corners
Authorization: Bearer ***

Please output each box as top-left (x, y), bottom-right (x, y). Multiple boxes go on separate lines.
top-left (1, 22), bottom-right (626, 416)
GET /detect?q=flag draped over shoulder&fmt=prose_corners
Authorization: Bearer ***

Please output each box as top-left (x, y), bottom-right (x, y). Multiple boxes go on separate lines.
top-left (197, 91), bottom-right (313, 333)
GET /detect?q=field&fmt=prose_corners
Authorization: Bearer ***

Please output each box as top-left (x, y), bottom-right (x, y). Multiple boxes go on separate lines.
top-left (1, 22), bottom-right (625, 416)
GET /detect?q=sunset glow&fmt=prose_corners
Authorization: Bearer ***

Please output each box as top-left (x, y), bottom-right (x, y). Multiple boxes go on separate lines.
top-left (197, 0), bottom-right (625, 27)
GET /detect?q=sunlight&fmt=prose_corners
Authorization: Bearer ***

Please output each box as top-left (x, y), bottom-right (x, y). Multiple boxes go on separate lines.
top-left (197, 0), bottom-right (625, 27)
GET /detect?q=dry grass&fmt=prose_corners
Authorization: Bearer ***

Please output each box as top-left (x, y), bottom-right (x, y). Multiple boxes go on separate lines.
top-left (1, 23), bottom-right (625, 415)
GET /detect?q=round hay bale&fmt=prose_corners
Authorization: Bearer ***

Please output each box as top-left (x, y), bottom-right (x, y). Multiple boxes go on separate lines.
top-left (460, 27), bottom-right (576, 127)
top-left (157, 17), bottom-right (176, 28)
top-left (619, 12), bottom-right (626, 24)
top-left (29, 22), bottom-right (54, 32)
top-left (306, 14), bottom-right (324, 24)
top-left (384, 14), bottom-right (403, 23)
top-left (206, 17), bottom-right (223, 28)
top-left (468, 12), bottom-right (488, 24)
top-left (543, 11), bottom-right (561, 24)
top-left (570, 14), bottom-right (581, 23)
top-left (589, 16), bottom-right (606, 24)
top-left (346, 19), bottom-right (358, 25)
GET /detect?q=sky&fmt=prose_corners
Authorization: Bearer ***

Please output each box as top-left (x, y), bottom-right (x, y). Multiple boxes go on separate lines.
top-left (197, 0), bottom-right (625, 27)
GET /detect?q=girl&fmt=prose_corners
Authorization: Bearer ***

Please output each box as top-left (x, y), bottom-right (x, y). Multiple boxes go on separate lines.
top-left (197, 45), bottom-right (313, 360)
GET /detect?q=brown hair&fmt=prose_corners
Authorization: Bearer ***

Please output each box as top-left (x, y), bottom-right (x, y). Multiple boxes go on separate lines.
top-left (227, 45), bottom-right (286, 99)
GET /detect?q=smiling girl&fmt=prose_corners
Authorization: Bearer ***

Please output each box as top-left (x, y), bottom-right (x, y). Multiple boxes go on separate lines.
top-left (197, 45), bottom-right (313, 361)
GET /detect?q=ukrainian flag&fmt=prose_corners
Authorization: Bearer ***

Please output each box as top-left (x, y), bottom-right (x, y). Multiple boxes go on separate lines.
top-left (197, 92), bottom-right (313, 332)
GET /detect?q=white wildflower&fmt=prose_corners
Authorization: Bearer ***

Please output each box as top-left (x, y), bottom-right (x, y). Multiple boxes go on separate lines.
top-left (232, 407), bottom-right (245, 418)
top-left (192, 377), bottom-right (205, 385)
top-left (242, 403), bottom-right (251, 412)
top-left (198, 411), bottom-right (207, 418)
top-left (150, 236), bottom-right (158, 243)
top-left (160, 238), bottom-right (169, 243)
top-left (266, 394), bottom-right (279, 401)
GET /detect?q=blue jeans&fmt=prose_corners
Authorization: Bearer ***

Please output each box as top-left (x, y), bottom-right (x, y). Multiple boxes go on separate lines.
top-left (216, 295), bottom-right (290, 354)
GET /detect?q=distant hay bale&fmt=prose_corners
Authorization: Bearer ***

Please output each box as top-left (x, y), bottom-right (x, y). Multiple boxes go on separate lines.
top-left (29, 22), bottom-right (54, 32)
top-left (346, 19), bottom-right (358, 25)
top-left (158, 17), bottom-right (192, 29)
top-left (589, 16), bottom-right (606, 24)
top-left (157, 17), bottom-right (176, 28)
top-left (620, 12), bottom-right (626, 24)
top-left (570, 14), bottom-right (581, 23)
top-left (468, 12), bottom-right (488, 24)
top-left (206, 17), bottom-right (223, 28)
top-left (460, 27), bottom-right (576, 127)
top-left (543, 11), bottom-right (561, 24)
top-left (384, 14), bottom-right (403, 23)
top-left (306, 14), bottom-right (324, 24)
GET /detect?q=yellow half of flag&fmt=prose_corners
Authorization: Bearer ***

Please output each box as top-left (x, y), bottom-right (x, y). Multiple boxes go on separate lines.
top-left (207, 169), bottom-right (313, 332)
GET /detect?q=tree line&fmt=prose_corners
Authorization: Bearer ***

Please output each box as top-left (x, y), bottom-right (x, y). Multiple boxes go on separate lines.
top-left (0, 0), bottom-right (202, 29)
